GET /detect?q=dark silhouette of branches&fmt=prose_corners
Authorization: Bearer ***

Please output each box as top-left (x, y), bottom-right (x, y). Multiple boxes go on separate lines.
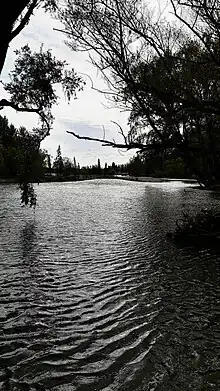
top-left (66, 128), bottom-right (202, 152)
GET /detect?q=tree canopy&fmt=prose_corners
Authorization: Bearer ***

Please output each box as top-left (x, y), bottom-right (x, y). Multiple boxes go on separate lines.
top-left (2, 45), bottom-right (83, 141)
top-left (54, 0), bottom-right (220, 187)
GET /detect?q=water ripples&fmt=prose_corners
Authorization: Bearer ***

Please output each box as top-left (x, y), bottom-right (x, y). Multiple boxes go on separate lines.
top-left (0, 180), bottom-right (220, 390)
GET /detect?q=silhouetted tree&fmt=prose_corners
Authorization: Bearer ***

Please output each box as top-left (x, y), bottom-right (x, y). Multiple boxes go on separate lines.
top-left (53, 145), bottom-right (64, 176)
top-left (0, 115), bottom-right (49, 207)
top-left (58, 0), bottom-right (220, 187)
top-left (0, 2), bottom-right (85, 205)
top-left (2, 45), bottom-right (84, 142)
top-left (47, 154), bottom-right (52, 174)
top-left (97, 158), bottom-right (102, 174)
top-left (127, 150), bottom-right (186, 178)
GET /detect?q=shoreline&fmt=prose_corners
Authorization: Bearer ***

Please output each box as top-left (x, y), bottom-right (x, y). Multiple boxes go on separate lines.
top-left (114, 175), bottom-right (197, 184)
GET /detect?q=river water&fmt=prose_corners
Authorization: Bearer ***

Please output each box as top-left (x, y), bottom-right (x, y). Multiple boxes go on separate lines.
top-left (0, 179), bottom-right (220, 390)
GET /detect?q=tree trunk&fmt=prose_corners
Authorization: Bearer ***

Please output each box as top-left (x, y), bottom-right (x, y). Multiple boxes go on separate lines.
top-left (0, 0), bottom-right (32, 75)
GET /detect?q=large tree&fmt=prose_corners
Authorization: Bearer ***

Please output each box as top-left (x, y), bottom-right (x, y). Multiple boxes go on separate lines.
top-left (2, 0), bottom-right (220, 189)
top-left (1, 0), bottom-right (85, 204)
top-left (55, 0), bottom-right (220, 186)
top-left (1, 1), bottom-right (83, 135)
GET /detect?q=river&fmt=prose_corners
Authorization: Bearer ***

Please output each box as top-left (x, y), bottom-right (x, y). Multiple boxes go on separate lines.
top-left (0, 179), bottom-right (220, 390)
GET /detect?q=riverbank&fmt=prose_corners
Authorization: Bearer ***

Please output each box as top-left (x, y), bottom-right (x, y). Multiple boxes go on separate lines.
top-left (114, 175), bottom-right (197, 184)
top-left (0, 174), bottom-right (114, 184)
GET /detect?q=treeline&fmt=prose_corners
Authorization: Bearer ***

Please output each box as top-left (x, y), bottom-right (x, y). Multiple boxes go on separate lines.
top-left (50, 145), bottom-right (190, 179)
top-left (47, 146), bottom-right (128, 179)
top-left (0, 114), bottom-right (190, 182)
top-left (0, 116), bottom-right (47, 182)
top-left (126, 150), bottom-right (189, 179)
top-left (0, 116), bottom-right (128, 182)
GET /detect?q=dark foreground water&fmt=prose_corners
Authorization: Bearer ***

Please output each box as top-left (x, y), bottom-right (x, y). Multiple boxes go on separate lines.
top-left (1, 179), bottom-right (220, 391)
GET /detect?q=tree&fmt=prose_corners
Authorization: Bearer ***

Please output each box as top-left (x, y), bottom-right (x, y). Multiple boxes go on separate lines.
top-left (1, 44), bottom-right (84, 142)
top-left (53, 145), bottom-right (64, 176)
top-left (127, 150), bottom-right (186, 178)
top-left (0, 1), bottom-right (85, 205)
top-left (171, 0), bottom-right (220, 66)
top-left (0, 114), bottom-right (49, 203)
top-left (47, 154), bottom-right (52, 174)
top-left (63, 157), bottom-right (74, 176)
top-left (57, 0), bottom-right (220, 187)
top-left (1, 44), bottom-right (84, 204)
top-left (97, 158), bottom-right (101, 174)
top-left (1, 1), bottom-right (84, 138)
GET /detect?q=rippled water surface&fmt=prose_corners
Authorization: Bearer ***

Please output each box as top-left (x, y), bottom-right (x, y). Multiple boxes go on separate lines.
top-left (1, 179), bottom-right (220, 390)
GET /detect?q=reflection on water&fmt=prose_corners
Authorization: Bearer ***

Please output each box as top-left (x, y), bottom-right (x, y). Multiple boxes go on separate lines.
top-left (20, 221), bottom-right (37, 261)
top-left (0, 179), bottom-right (220, 390)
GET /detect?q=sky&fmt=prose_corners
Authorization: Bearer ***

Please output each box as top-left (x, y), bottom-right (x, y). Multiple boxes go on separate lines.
top-left (0, 7), bottom-right (136, 167)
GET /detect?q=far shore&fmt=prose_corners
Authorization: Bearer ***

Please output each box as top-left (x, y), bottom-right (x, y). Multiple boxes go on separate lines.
top-left (114, 175), bottom-right (197, 184)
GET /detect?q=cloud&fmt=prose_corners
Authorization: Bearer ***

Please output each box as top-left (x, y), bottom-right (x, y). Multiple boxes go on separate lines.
top-left (0, 7), bottom-right (136, 166)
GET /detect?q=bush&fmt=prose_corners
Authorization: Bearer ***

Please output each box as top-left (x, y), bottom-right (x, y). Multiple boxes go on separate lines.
top-left (167, 209), bottom-right (220, 243)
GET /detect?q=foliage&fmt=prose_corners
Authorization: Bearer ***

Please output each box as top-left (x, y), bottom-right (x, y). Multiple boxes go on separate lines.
top-left (3, 45), bottom-right (84, 141)
top-left (53, 145), bottom-right (64, 175)
top-left (0, 115), bottom-right (49, 206)
top-left (127, 150), bottom-right (187, 178)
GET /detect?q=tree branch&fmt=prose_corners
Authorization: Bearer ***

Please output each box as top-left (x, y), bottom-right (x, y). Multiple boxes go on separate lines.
top-left (67, 129), bottom-right (185, 151)
top-left (111, 120), bottom-right (128, 144)
top-left (170, 0), bottom-right (219, 64)
top-left (0, 98), bottom-right (51, 143)
top-left (0, 98), bottom-right (40, 113)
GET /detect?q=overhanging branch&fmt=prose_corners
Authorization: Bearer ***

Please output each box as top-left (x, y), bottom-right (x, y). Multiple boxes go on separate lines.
top-left (0, 98), bottom-right (41, 113)
top-left (67, 129), bottom-right (185, 151)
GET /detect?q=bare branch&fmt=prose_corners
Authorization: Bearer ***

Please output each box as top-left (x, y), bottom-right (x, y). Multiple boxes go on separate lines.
top-left (170, 0), bottom-right (220, 64)
top-left (67, 129), bottom-right (187, 151)
top-left (67, 129), bottom-right (143, 149)
top-left (111, 120), bottom-right (128, 144)
top-left (78, 72), bottom-right (117, 96)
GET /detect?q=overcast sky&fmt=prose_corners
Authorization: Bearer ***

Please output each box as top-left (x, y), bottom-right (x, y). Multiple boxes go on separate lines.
top-left (0, 7), bottom-right (136, 167)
